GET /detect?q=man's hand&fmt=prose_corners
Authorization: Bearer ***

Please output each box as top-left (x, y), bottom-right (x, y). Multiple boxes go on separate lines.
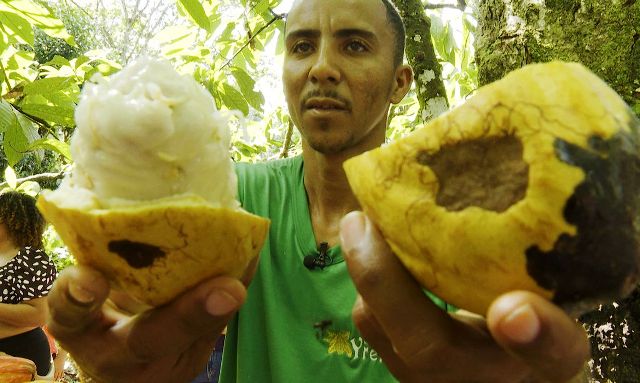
top-left (340, 211), bottom-right (591, 383)
top-left (47, 265), bottom-right (250, 383)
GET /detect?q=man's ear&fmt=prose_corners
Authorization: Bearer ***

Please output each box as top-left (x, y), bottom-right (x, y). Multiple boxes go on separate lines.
top-left (390, 64), bottom-right (414, 104)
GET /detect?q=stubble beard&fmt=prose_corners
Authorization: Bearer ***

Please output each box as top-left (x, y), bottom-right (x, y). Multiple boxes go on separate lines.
top-left (303, 124), bottom-right (355, 155)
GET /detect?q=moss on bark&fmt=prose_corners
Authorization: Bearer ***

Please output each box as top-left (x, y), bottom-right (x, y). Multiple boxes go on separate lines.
top-left (392, 0), bottom-right (449, 122)
top-left (475, 0), bottom-right (639, 110)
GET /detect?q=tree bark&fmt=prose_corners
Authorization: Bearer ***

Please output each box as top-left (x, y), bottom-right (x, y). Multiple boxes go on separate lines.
top-left (392, 0), bottom-right (449, 122)
top-left (475, 0), bottom-right (640, 110)
top-left (475, 1), bottom-right (640, 381)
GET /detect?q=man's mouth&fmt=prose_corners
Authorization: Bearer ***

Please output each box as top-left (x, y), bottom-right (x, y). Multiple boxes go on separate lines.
top-left (304, 97), bottom-right (348, 111)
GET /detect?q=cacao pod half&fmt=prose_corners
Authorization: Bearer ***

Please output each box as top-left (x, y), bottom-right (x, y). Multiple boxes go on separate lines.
top-left (38, 195), bottom-right (269, 306)
top-left (0, 353), bottom-right (36, 383)
top-left (344, 61), bottom-right (640, 316)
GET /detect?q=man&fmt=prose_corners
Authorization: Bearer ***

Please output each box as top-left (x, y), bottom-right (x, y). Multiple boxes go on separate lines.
top-left (46, 0), bottom-right (590, 382)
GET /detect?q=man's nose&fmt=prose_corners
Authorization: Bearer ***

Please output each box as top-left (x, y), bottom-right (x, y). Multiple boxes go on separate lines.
top-left (309, 45), bottom-right (341, 84)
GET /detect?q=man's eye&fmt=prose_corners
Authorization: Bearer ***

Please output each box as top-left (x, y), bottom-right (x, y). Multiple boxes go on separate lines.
top-left (292, 41), bottom-right (314, 54)
top-left (345, 40), bottom-right (368, 53)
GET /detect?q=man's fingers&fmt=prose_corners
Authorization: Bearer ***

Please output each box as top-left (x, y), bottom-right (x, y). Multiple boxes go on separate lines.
top-left (49, 265), bottom-right (246, 364)
top-left (341, 212), bottom-right (531, 382)
top-left (341, 211), bottom-right (590, 382)
top-left (47, 266), bottom-right (111, 338)
top-left (351, 295), bottom-right (416, 382)
top-left (487, 291), bottom-right (591, 382)
top-left (340, 211), bottom-right (453, 353)
top-left (240, 256), bottom-right (260, 287)
top-left (124, 276), bottom-right (246, 361)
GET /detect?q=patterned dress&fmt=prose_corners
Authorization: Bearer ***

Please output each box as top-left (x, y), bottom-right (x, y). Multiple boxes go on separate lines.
top-left (1, 247), bottom-right (57, 303)
top-left (0, 247), bottom-right (58, 376)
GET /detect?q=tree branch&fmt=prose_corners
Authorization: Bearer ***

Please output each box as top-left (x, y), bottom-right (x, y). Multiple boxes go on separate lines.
top-left (0, 60), bottom-right (13, 92)
top-left (135, 4), bottom-right (173, 59)
top-left (10, 103), bottom-right (54, 133)
top-left (95, 0), bottom-right (118, 56)
top-left (220, 13), bottom-right (284, 70)
top-left (0, 171), bottom-right (66, 189)
top-left (64, 0), bottom-right (93, 19)
top-left (279, 119), bottom-right (294, 159)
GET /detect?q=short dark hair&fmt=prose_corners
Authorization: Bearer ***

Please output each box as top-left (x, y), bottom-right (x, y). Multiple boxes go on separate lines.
top-left (0, 191), bottom-right (46, 249)
top-left (380, 0), bottom-right (406, 67)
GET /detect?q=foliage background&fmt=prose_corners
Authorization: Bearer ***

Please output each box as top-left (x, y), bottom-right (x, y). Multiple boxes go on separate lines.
top-left (0, 0), bottom-right (476, 273)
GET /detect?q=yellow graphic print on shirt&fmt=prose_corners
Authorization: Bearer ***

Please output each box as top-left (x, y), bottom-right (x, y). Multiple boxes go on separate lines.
top-left (323, 330), bottom-right (353, 357)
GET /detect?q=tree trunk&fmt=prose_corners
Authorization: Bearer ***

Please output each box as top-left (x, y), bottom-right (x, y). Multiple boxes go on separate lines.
top-left (474, 1), bottom-right (640, 381)
top-left (392, 0), bottom-right (449, 122)
top-left (475, 0), bottom-right (639, 110)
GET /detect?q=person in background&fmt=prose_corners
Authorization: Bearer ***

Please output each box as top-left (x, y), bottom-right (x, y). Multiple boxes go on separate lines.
top-left (44, 325), bottom-right (69, 381)
top-left (0, 191), bottom-right (57, 377)
top-left (45, 0), bottom-right (590, 382)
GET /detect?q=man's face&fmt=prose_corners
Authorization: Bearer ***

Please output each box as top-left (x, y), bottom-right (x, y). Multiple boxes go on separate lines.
top-left (283, 0), bottom-right (407, 155)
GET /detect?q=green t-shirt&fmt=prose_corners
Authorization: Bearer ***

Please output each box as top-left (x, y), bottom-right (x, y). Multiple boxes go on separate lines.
top-left (219, 156), bottom-right (398, 382)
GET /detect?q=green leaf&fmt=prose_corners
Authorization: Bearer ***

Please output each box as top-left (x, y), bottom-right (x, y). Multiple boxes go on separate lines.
top-left (234, 140), bottom-right (263, 157)
top-left (251, 0), bottom-right (271, 16)
top-left (232, 68), bottom-right (264, 112)
top-left (0, 100), bottom-right (30, 166)
top-left (3, 111), bottom-right (29, 166)
top-left (221, 83), bottom-right (249, 115)
top-left (45, 55), bottom-right (70, 68)
top-left (16, 110), bottom-right (39, 143)
top-left (0, 28), bottom-right (8, 53)
top-left (463, 14), bottom-right (477, 33)
top-left (15, 111), bottom-right (43, 161)
top-left (4, 166), bottom-right (17, 189)
top-left (0, 0), bottom-right (74, 44)
top-left (219, 22), bottom-right (236, 42)
top-left (430, 14), bottom-right (444, 38)
top-left (209, 5), bottom-right (222, 32)
top-left (0, 11), bottom-right (34, 45)
top-left (4, 48), bottom-right (35, 83)
top-left (154, 25), bottom-right (197, 58)
top-left (23, 77), bottom-right (73, 96)
top-left (178, 0), bottom-right (211, 32)
top-left (275, 27), bottom-right (284, 55)
top-left (74, 55), bottom-right (89, 69)
top-left (239, 48), bottom-right (257, 69)
top-left (0, 100), bottom-right (17, 134)
top-left (16, 180), bottom-right (40, 196)
top-left (444, 26), bottom-right (457, 63)
top-left (154, 25), bottom-right (194, 45)
top-left (20, 103), bottom-right (74, 126)
top-left (29, 137), bottom-right (71, 160)
top-left (42, 90), bottom-right (78, 109)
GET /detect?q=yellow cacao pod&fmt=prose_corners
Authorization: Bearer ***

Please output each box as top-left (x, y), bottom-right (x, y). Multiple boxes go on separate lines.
top-left (38, 195), bottom-right (269, 306)
top-left (344, 61), bottom-right (640, 316)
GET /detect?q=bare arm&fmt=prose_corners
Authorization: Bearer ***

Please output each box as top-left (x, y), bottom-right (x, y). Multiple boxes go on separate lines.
top-left (0, 296), bottom-right (48, 327)
top-left (0, 322), bottom-right (35, 338)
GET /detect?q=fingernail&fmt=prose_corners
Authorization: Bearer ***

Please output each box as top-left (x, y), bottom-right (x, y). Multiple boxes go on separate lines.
top-left (206, 290), bottom-right (240, 316)
top-left (68, 280), bottom-right (95, 305)
top-left (499, 303), bottom-right (541, 344)
top-left (340, 211), bottom-right (366, 252)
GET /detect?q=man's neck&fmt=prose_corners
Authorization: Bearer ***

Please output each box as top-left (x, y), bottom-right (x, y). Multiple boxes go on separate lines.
top-left (303, 148), bottom-right (364, 248)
